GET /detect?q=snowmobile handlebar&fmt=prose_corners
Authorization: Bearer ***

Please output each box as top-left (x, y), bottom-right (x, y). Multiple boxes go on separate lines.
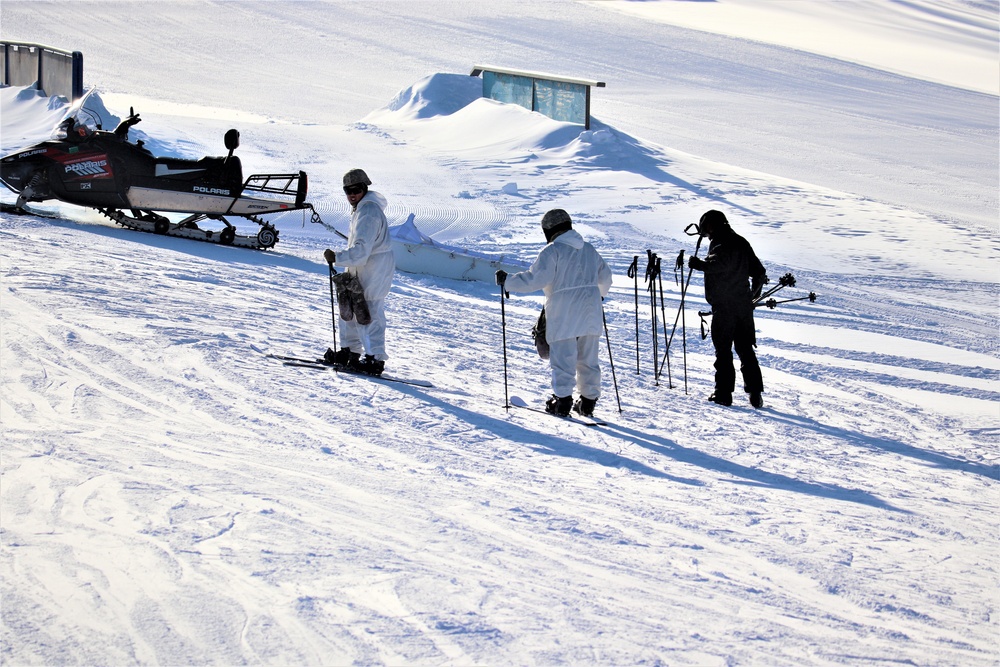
top-left (114, 107), bottom-right (142, 139)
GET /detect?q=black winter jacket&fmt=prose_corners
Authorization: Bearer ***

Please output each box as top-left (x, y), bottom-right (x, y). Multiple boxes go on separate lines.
top-left (691, 225), bottom-right (766, 310)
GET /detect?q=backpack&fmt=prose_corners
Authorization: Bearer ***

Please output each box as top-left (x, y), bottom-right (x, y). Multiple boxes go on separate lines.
top-left (532, 308), bottom-right (549, 359)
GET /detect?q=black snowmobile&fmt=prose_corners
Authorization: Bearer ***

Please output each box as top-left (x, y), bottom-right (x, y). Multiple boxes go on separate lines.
top-left (1, 103), bottom-right (321, 249)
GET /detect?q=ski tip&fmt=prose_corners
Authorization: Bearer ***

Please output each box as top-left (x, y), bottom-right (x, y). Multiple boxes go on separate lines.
top-left (509, 395), bottom-right (529, 408)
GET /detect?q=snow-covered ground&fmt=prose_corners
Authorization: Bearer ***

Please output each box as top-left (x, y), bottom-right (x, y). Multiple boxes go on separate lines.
top-left (1, 1), bottom-right (997, 665)
top-left (587, 0), bottom-right (1000, 95)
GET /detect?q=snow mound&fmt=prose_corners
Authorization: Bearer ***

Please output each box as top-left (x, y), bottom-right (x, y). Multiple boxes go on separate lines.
top-left (0, 86), bottom-right (71, 152)
top-left (0, 86), bottom-right (185, 159)
top-left (380, 72), bottom-right (483, 120)
top-left (365, 73), bottom-right (650, 167)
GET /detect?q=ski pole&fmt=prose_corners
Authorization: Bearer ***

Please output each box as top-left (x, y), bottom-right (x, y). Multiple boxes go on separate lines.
top-left (627, 256), bottom-right (639, 374)
top-left (667, 248), bottom-right (685, 390)
top-left (659, 224), bottom-right (703, 388)
top-left (500, 283), bottom-right (511, 411)
top-left (645, 250), bottom-right (659, 384)
top-left (327, 261), bottom-right (338, 352)
top-left (679, 232), bottom-right (703, 395)
top-left (655, 256), bottom-right (673, 389)
top-left (756, 292), bottom-right (817, 309)
top-left (681, 280), bottom-right (690, 395)
top-left (752, 272), bottom-right (797, 307)
top-left (602, 305), bottom-right (623, 414)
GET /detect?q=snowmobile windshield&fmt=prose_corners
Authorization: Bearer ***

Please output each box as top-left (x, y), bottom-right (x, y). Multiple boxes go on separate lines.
top-left (55, 118), bottom-right (91, 141)
top-left (52, 111), bottom-right (100, 141)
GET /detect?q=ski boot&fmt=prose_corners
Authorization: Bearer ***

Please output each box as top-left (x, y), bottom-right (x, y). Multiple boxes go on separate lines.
top-left (352, 354), bottom-right (385, 377)
top-left (749, 391), bottom-right (764, 409)
top-left (325, 347), bottom-right (359, 367)
top-left (545, 394), bottom-right (573, 417)
top-left (573, 396), bottom-right (597, 417)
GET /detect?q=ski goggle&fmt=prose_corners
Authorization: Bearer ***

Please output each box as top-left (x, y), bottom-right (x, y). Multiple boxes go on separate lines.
top-left (343, 184), bottom-right (365, 195)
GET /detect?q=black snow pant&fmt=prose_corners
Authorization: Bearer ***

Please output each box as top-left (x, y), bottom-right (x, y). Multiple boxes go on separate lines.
top-left (710, 305), bottom-right (763, 395)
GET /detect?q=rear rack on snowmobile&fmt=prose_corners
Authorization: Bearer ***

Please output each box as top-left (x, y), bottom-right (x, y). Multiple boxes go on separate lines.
top-left (243, 170), bottom-right (308, 207)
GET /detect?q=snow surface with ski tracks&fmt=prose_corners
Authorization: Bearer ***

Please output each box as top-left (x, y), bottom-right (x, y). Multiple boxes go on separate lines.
top-left (1, 1), bottom-right (997, 665)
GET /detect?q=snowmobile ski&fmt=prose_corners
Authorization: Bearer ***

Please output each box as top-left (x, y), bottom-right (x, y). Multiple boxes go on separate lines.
top-left (508, 395), bottom-right (607, 427)
top-left (251, 345), bottom-right (432, 388)
top-left (1, 202), bottom-right (63, 219)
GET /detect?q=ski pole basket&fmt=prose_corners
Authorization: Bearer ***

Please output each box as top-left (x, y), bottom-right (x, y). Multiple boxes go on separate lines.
top-left (243, 171), bottom-right (308, 207)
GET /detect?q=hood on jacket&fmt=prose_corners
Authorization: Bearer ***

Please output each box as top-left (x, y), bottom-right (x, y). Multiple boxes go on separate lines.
top-left (552, 228), bottom-right (585, 250)
top-left (358, 190), bottom-right (388, 211)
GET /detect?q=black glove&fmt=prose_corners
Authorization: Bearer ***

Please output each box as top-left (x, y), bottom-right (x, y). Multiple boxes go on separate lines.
top-left (495, 269), bottom-right (507, 286)
top-left (751, 275), bottom-right (765, 301)
top-left (688, 255), bottom-right (705, 271)
top-left (323, 249), bottom-right (336, 264)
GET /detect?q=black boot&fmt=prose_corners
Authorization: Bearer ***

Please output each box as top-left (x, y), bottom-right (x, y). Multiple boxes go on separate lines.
top-left (353, 354), bottom-right (385, 376)
top-left (749, 391), bottom-right (763, 409)
top-left (573, 396), bottom-right (597, 417)
top-left (545, 394), bottom-right (573, 416)
top-left (326, 347), bottom-right (359, 367)
top-left (708, 391), bottom-right (732, 406)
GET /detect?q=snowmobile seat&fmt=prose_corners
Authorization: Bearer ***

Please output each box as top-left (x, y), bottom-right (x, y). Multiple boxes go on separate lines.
top-left (221, 155), bottom-right (243, 186)
top-left (153, 156), bottom-right (243, 187)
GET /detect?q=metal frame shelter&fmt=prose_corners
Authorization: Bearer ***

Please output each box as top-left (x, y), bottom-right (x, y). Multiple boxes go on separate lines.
top-left (470, 65), bottom-right (605, 130)
top-left (2, 41), bottom-right (84, 100)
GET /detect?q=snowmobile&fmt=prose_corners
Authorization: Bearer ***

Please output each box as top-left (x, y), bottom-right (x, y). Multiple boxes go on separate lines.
top-left (1, 103), bottom-right (321, 249)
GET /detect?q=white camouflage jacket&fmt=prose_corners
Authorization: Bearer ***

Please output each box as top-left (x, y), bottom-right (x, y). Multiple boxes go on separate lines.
top-left (334, 190), bottom-right (395, 303)
top-left (504, 229), bottom-right (612, 342)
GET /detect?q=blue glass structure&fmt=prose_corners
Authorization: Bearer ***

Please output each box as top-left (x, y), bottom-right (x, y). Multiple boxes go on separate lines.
top-left (472, 66), bottom-right (605, 129)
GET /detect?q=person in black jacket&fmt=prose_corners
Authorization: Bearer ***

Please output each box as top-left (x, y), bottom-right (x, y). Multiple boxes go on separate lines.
top-left (688, 210), bottom-right (767, 408)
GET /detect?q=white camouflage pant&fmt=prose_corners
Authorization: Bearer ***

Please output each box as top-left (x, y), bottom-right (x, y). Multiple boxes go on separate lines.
top-left (548, 334), bottom-right (601, 399)
top-left (338, 299), bottom-right (388, 360)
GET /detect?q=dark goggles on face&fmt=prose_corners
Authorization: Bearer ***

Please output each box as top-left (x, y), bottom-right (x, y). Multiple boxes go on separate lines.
top-left (344, 184), bottom-right (366, 195)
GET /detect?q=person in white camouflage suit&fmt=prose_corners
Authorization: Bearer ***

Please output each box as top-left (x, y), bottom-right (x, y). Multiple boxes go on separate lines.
top-left (323, 168), bottom-right (395, 376)
top-left (497, 209), bottom-right (613, 417)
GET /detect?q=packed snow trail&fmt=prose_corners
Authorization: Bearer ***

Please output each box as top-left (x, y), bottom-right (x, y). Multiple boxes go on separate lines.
top-left (3, 215), bottom-right (996, 664)
top-left (2, 1), bottom-right (997, 662)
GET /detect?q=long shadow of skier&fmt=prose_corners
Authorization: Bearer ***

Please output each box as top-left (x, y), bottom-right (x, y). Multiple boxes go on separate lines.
top-left (598, 421), bottom-right (906, 512)
top-left (764, 408), bottom-right (999, 481)
top-left (379, 381), bottom-right (704, 486)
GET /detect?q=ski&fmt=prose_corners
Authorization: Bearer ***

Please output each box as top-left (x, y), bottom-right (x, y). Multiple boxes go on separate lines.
top-left (507, 396), bottom-right (607, 427)
top-left (251, 344), bottom-right (433, 388)
top-left (281, 359), bottom-right (434, 388)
